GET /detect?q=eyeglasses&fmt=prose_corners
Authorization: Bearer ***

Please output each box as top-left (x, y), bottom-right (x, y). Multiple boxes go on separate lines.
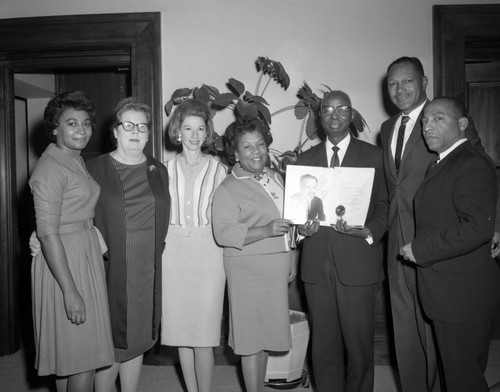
top-left (320, 105), bottom-right (351, 117)
top-left (118, 121), bottom-right (149, 133)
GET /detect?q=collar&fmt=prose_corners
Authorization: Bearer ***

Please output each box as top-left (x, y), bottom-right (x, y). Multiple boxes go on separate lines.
top-left (326, 132), bottom-right (351, 152)
top-left (439, 138), bottom-right (467, 161)
top-left (45, 143), bottom-right (83, 169)
top-left (403, 100), bottom-right (427, 123)
top-left (231, 162), bottom-right (266, 181)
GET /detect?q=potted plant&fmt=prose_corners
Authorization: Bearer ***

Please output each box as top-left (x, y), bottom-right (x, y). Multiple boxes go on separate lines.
top-left (165, 56), bottom-right (369, 173)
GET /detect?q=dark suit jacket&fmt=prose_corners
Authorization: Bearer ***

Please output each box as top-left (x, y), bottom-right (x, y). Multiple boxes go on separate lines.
top-left (412, 141), bottom-right (500, 323)
top-left (86, 154), bottom-right (170, 348)
top-left (380, 108), bottom-right (486, 262)
top-left (298, 138), bottom-right (388, 286)
top-left (308, 196), bottom-right (326, 221)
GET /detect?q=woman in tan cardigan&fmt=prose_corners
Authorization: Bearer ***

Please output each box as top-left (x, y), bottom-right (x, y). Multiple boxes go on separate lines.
top-left (212, 116), bottom-right (293, 392)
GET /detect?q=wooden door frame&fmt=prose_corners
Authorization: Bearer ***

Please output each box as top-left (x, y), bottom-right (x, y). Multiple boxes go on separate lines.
top-left (0, 12), bottom-right (162, 355)
top-left (433, 4), bottom-right (500, 100)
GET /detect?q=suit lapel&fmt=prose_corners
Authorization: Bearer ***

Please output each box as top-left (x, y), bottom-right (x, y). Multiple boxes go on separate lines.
top-left (400, 112), bottom-right (424, 166)
top-left (342, 138), bottom-right (362, 167)
top-left (384, 116), bottom-right (399, 179)
top-left (420, 141), bottom-right (469, 185)
top-left (309, 142), bottom-right (329, 167)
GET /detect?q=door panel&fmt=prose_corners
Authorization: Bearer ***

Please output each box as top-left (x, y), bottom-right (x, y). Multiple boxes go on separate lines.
top-left (468, 82), bottom-right (500, 166)
top-left (57, 70), bottom-right (130, 160)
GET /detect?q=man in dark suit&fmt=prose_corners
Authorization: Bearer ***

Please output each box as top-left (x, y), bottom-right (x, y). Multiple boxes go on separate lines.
top-left (297, 90), bottom-right (388, 392)
top-left (380, 56), bottom-right (498, 392)
top-left (400, 97), bottom-right (500, 392)
top-left (380, 56), bottom-right (441, 392)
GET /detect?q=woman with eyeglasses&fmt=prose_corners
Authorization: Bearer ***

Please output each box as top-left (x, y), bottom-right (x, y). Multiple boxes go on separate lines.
top-left (87, 98), bottom-right (170, 392)
top-left (29, 91), bottom-right (114, 392)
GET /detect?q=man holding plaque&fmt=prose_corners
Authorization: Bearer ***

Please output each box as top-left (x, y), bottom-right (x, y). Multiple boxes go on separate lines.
top-left (297, 90), bottom-right (388, 392)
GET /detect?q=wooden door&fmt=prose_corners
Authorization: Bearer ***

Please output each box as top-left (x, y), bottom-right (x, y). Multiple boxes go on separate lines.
top-left (57, 70), bottom-right (131, 160)
top-left (0, 13), bottom-right (161, 355)
top-left (466, 64), bottom-right (500, 166)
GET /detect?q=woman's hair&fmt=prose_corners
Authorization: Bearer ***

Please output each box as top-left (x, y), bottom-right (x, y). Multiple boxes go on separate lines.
top-left (223, 115), bottom-right (272, 165)
top-left (167, 99), bottom-right (215, 146)
top-left (112, 97), bottom-right (152, 130)
top-left (44, 91), bottom-right (96, 133)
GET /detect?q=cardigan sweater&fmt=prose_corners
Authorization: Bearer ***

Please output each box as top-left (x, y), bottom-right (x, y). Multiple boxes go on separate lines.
top-left (86, 154), bottom-right (170, 348)
top-left (212, 165), bottom-right (289, 257)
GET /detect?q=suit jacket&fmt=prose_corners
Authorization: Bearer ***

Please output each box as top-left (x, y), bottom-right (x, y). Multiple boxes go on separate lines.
top-left (86, 154), bottom-right (170, 348)
top-left (381, 107), bottom-right (487, 260)
top-left (308, 196), bottom-right (326, 221)
top-left (298, 138), bottom-right (388, 286)
top-left (412, 141), bottom-right (500, 322)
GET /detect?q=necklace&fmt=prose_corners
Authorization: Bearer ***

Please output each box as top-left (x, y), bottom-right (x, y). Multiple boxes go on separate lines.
top-left (253, 169), bottom-right (269, 185)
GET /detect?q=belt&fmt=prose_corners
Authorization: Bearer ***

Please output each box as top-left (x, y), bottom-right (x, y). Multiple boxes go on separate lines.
top-left (58, 219), bottom-right (94, 234)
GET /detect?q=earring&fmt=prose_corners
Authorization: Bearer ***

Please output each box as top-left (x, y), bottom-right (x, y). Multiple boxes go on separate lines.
top-left (177, 133), bottom-right (182, 142)
top-left (53, 129), bottom-right (58, 136)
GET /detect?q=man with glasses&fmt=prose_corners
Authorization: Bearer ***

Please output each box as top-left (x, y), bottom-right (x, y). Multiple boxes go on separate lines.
top-left (297, 90), bottom-right (388, 392)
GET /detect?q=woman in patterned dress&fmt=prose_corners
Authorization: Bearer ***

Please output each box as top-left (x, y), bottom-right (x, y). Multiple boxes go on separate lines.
top-left (30, 91), bottom-right (114, 392)
top-left (161, 99), bottom-right (227, 392)
top-left (212, 116), bottom-right (294, 392)
top-left (88, 98), bottom-right (170, 392)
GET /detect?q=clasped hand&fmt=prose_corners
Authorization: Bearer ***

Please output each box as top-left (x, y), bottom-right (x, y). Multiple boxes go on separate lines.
top-left (332, 218), bottom-right (370, 238)
top-left (297, 219), bottom-right (320, 237)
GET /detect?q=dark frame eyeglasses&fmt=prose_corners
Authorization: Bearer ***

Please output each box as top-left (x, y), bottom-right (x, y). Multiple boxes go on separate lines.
top-left (118, 121), bottom-right (149, 133)
top-left (320, 105), bottom-right (351, 117)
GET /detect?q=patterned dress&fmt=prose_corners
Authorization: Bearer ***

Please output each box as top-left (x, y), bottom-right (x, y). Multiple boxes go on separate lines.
top-left (111, 158), bottom-right (156, 361)
top-left (29, 144), bottom-right (114, 376)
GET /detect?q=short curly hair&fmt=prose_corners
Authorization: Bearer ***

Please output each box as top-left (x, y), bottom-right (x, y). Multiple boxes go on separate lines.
top-left (112, 97), bottom-right (152, 131)
top-left (167, 99), bottom-right (215, 147)
top-left (223, 116), bottom-right (273, 165)
top-left (44, 91), bottom-right (96, 134)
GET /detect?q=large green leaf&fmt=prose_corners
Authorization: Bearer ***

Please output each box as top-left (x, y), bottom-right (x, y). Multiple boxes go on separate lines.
top-left (294, 101), bottom-right (309, 119)
top-left (254, 102), bottom-right (272, 124)
top-left (306, 110), bottom-right (319, 139)
top-left (194, 87), bottom-right (211, 104)
top-left (213, 93), bottom-right (238, 107)
top-left (228, 78), bottom-right (245, 96)
top-left (236, 100), bottom-right (258, 118)
top-left (243, 91), bottom-right (269, 105)
top-left (201, 84), bottom-right (220, 98)
top-left (171, 87), bottom-right (193, 102)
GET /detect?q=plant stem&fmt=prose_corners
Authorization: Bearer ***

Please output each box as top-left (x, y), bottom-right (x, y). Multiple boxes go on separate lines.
top-left (260, 76), bottom-right (272, 96)
top-left (255, 70), bottom-right (264, 96)
top-left (298, 129), bottom-right (318, 151)
top-left (296, 116), bottom-right (307, 152)
top-left (270, 105), bottom-right (295, 117)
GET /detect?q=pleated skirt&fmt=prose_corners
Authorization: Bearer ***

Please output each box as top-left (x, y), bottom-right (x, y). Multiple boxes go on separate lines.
top-left (31, 227), bottom-right (114, 376)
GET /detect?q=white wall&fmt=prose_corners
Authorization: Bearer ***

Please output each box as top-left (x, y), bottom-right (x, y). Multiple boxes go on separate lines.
top-left (2, 0), bottom-right (497, 159)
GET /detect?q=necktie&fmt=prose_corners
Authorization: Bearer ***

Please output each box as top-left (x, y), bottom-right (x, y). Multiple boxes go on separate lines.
top-left (394, 115), bottom-right (410, 171)
top-left (331, 145), bottom-right (340, 168)
top-left (425, 158), bottom-right (439, 177)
